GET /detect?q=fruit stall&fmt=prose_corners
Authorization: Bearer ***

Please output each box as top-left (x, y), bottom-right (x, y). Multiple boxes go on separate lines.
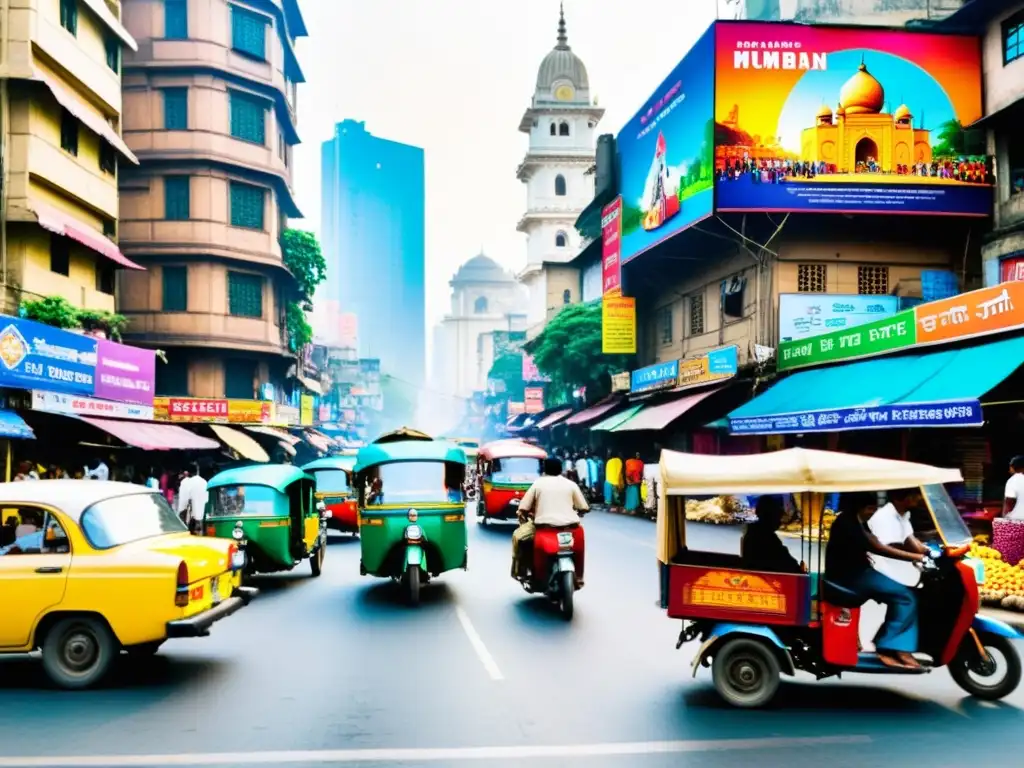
top-left (973, 539), bottom-right (1024, 612)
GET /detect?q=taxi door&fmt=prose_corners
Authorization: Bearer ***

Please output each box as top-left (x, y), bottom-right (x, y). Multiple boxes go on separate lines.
top-left (0, 509), bottom-right (71, 648)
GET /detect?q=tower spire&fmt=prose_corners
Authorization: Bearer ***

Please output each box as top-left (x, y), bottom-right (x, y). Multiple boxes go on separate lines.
top-left (557, 2), bottom-right (569, 49)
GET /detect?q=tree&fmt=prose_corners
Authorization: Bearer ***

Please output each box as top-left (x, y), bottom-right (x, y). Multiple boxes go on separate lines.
top-left (487, 350), bottom-right (525, 401)
top-left (933, 119), bottom-right (965, 158)
top-left (526, 302), bottom-right (634, 404)
top-left (280, 228), bottom-right (327, 353)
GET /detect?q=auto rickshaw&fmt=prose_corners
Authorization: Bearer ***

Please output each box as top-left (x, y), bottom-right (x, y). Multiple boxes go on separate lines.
top-left (354, 438), bottom-right (468, 605)
top-left (205, 464), bottom-right (328, 577)
top-left (375, 427), bottom-right (433, 444)
top-left (303, 455), bottom-right (358, 536)
top-left (476, 439), bottom-right (547, 526)
top-left (656, 447), bottom-right (1023, 708)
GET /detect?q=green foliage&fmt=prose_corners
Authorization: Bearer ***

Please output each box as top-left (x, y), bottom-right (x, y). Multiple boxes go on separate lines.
top-left (527, 302), bottom-right (633, 403)
top-left (76, 309), bottom-right (129, 342)
top-left (20, 297), bottom-right (128, 341)
top-left (285, 302), bottom-right (313, 352)
top-left (933, 119), bottom-right (965, 158)
top-left (281, 229), bottom-right (327, 308)
top-left (487, 350), bottom-right (525, 401)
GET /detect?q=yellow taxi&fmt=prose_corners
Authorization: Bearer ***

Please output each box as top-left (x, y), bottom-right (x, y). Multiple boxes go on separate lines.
top-left (0, 480), bottom-right (256, 689)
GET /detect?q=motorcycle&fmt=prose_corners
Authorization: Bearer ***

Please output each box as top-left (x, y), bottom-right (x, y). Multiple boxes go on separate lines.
top-left (516, 514), bottom-right (586, 620)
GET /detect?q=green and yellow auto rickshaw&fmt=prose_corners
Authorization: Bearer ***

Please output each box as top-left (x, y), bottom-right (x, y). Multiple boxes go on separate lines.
top-left (354, 438), bottom-right (468, 605)
top-left (204, 464), bottom-right (327, 577)
top-left (303, 455), bottom-right (358, 536)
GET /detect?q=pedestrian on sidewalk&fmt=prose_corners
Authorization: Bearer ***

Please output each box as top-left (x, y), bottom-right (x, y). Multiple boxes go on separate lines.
top-left (605, 452), bottom-right (624, 513)
top-left (575, 452), bottom-right (589, 494)
top-left (177, 462), bottom-right (208, 534)
top-left (625, 453), bottom-right (644, 515)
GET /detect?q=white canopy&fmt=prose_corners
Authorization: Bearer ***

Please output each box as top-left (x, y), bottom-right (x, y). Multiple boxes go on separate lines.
top-left (659, 448), bottom-right (963, 496)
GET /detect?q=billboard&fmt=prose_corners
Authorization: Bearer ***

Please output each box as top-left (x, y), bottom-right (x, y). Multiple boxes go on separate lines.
top-left (714, 22), bottom-right (989, 217)
top-left (616, 25), bottom-right (715, 264)
top-left (778, 293), bottom-right (899, 343)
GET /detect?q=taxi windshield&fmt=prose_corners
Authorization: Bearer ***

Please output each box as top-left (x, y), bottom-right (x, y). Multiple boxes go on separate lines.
top-left (209, 485), bottom-right (281, 518)
top-left (491, 457), bottom-right (542, 483)
top-left (312, 470), bottom-right (350, 494)
top-left (81, 492), bottom-right (186, 549)
top-left (364, 461), bottom-right (463, 506)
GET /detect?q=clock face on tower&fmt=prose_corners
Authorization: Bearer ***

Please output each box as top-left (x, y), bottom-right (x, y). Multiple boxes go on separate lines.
top-left (554, 84), bottom-right (575, 101)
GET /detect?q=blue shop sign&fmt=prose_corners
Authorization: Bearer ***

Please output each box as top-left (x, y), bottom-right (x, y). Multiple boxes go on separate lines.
top-left (631, 360), bottom-right (679, 393)
top-left (707, 346), bottom-right (738, 375)
top-left (0, 316), bottom-right (96, 396)
top-left (729, 399), bottom-right (983, 435)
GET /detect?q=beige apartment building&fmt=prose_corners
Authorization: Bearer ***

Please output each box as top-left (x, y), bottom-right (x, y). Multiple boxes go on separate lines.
top-left (116, 0), bottom-right (306, 399)
top-left (0, 0), bottom-right (140, 315)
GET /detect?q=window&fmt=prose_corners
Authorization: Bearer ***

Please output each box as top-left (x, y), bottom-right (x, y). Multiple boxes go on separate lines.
top-left (156, 356), bottom-right (189, 396)
top-left (50, 235), bottom-right (70, 276)
top-left (163, 88), bottom-right (188, 130)
top-left (559, 121), bottom-right (570, 136)
top-left (99, 143), bottom-right (117, 176)
top-left (555, 231), bottom-right (567, 247)
top-left (228, 271), bottom-right (264, 318)
top-left (473, 296), bottom-right (488, 313)
top-left (229, 90), bottom-right (268, 145)
top-left (105, 35), bottom-right (119, 72)
top-left (209, 485), bottom-right (278, 518)
top-left (60, 0), bottom-right (77, 35)
top-left (1004, 10), bottom-right (1024, 65)
top-left (96, 263), bottom-right (115, 295)
top-left (81, 493), bottom-right (185, 550)
top-left (797, 263), bottom-right (827, 292)
top-left (164, 0), bottom-right (187, 39)
top-left (162, 266), bottom-right (188, 311)
top-left (857, 265), bottom-right (889, 295)
top-left (1010, 133), bottom-right (1024, 197)
top-left (362, 462), bottom-right (463, 506)
top-left (549, 123), bottom-right (556, 136)
top-left (232, 5), bottom-right (268, 61)
top-left (164, 176), bottom-right (190, 220)
top-left (689, 293), bottom-right (705, 336)
top-left (0, 508), bottom-right (70, 556)
top-left (60, 109), bottom-right (78, 156)
top-left (225, 358), bottom-right (257, 399)
top-left (230, 181), bottom-right (265, 229)
top-left (658, 305), bottom-right (673, 345)
top-left (102, 218), bottom-right (116, 238)
top-left (562, 288), bottom-right (572, 305)
top-left (554, 174), bottom-right (566, 196)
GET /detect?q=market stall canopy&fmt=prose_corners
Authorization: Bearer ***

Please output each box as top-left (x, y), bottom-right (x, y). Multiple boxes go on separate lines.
top-left (590, 404), bottom-right (643, 432)
top-left (0, 411), bottom-right (34, 439)
top-left (727, 335), bottom-right (1024, 434)
top-left (32, 203), bottom-right (143, 270)
top-left (33, 71), bottom-right (138, 163)
top-left (659, 448), bottom-right (963, 497)
top-left (535, 408), bottom-right (573, 430)
top-left (247, 426), bottom-right (301, 445)
top-left (79, 417), bottom-right (219, 451)
top-left (563, 399), bottom-right (621, 427)
top-left (210, 424), bottom-right (270, 462)
top-left (612, 388), bottom-right (721, 432)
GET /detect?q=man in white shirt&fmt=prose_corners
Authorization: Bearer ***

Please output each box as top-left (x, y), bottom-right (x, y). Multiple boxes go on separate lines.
top-left (177, 463), bottom-right (208, 533)
top-left (1003, 456), bottom-right (1024, 521)
top-left (511, 458), bottom-right (589, 580)
top-left (867, 488), bottom-right (928, 588)
top-left (574, 453), bottom-right (590, 492)
top-left (85, 460), bottom-right (109, 481)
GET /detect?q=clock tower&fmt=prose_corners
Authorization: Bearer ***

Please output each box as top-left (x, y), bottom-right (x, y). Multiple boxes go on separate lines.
top-left (517, 4), bottom-right (604, 331)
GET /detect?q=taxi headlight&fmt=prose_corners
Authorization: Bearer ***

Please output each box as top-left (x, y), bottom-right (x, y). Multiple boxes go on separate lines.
top-left (405, 524), bottom-right (423, 541)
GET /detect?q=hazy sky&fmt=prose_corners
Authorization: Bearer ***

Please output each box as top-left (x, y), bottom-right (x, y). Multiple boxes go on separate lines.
top-left (290, 0), bottom-right (718, 327)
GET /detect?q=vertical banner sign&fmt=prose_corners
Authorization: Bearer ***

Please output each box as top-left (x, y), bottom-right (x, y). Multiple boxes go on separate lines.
top-left (524, 387), bottom-right (545, 414)
top-left (300, 394), bottom-right (314, 426)
top-left (602, 296), bottom-right (637, 354)
top-left (601, 197), bottom-right (623, 296)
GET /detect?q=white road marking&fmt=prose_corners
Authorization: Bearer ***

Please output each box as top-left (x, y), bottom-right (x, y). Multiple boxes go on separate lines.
top-left (455, 605), bottom-right (504, 681)
top-left (0, 735), bottom-right (872, 766)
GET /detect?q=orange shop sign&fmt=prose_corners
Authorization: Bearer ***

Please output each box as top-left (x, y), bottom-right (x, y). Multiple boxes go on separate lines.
top-left (154, 397), bottom-right (274, 424)
top-left (227, 400), bottom-right (274, 424)
top-left (915, 281), bottom-right (1024, 345)
top-left (524, 388), bottom-right (545, 414)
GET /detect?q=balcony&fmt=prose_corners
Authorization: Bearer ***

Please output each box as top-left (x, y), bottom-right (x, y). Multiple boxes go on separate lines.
top-left (119, 217), bottom-right (285, 271)
top-left (6, 134), bottom-right (118, 220)
top-left (121, 309), bottom-right (287, 355)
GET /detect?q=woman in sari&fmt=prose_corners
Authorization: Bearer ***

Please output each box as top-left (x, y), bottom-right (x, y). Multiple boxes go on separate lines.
top-left (624, 453), bottom-right (644, 515)
top-left (604, 452), bottom-right (624, 512)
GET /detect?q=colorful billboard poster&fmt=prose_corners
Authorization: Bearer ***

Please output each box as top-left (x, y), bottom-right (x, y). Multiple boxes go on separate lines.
top-left (601, 197), bottom-right (623, 295)
top-left (778, 293), bottom-right (899, 343)
top-left (616, 25), bottom-right (715, 264)
top-left (714, 22), bottom-right (989, 217)
top-left (602, 296), bottom-right (637, 354)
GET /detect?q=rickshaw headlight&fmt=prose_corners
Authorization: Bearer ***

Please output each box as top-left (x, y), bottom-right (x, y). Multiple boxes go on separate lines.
top-left (405, 524), bottom-right (423, 542)
top-left (407, 509), bottom-right (418, 522)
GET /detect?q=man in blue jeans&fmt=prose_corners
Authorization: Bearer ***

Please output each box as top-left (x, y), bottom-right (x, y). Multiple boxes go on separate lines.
top-left (825, 491), bottom-right (931, 670)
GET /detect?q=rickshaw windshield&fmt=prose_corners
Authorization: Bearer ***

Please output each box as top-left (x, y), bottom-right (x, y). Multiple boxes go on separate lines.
top-left (921, 483), bottom-right (972, 547)
top-left (312, 470), bottom-right (350, 494)
top-left (364, 461), bottom-right (464, 505)
top-left (491, 457), bottom-right (542, 483)
top-left (208, 485), bottom-right (283, 518)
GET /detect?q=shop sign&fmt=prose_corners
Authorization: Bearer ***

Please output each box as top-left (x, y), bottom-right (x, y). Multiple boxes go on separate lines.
top-left (154, 397), bottom-right (229, 422)
top-left (611, 372), bottom-right (631, 392)
top-left (508, 402), bottom-right (525, 416)
top-left (524, 387), bottom-right (545, 414)
top-left (300, 395), bottom-right (314, 426)
top-left (277, 404), bottom-right (300, 426)
top-left (228, 400), bottom-right (274, 424)
top-left (677, 346), bottom-right (738, 389)
top-left (914, 281), bottom-right (1024, 346)
top-left (777, 310), bottom-right (916, 372)
top-left (631, 360), bottom-right (679, 394)
top-left (0, 315), bottom-right (96, 396)
top-left (730, 399), bottom-right (982, 435)
top-left (32, 390), bottom-right (154, 421)
top-left (1000, 256), bottom-right (1024, 283)
top-left (778, 294), bottom-right (899, 343)
top-left (601, 197), bottom-right (623, 296)
top-left (602, 296), bottom-right (637, 354)
top-left (93, 339), bottom-right (155, 406)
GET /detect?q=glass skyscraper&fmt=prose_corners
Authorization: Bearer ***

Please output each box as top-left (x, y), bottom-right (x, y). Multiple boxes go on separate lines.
top-left (321, 120), bottom-right (426, 385)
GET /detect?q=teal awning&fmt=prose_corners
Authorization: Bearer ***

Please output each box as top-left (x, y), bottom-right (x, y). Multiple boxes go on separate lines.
top-left (590, 404), bottom-right (643, 431)
top-left (728, 335), bottom-right (1024, 435)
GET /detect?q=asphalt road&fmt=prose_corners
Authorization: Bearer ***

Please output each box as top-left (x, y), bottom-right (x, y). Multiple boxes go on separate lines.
top-left (3, 510), bottom-right (1024, 768)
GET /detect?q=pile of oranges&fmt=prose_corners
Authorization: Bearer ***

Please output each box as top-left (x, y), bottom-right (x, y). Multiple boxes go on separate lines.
top-left (970, 541), bottom-right (1024, 609)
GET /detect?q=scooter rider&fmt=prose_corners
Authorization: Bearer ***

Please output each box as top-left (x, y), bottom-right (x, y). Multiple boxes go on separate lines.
top-left (512, 457), bottom-right (589, 582)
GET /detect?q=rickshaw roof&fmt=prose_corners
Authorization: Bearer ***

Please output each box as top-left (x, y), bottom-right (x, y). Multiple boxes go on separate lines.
top-left (355, 440), bottom-right (467, 471)
top-left (207, 464), bottom-right (314, 492)
top-left (659, 448), bottom-right (963, 495)
top-left (0, 480), bottom-right (164, 523)
top-left (479, 439), bottom-right (548, 460)
top-left (373, 427), bottom-right (433, 444)
top-left (301, 456), bottom-right (356, 473)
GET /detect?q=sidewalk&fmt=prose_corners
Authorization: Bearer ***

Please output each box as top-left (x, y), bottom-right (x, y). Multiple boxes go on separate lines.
top-left (979, 605), bottom-right (1024, 630)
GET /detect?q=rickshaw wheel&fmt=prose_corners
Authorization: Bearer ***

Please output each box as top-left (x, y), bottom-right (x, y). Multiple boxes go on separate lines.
top-left (711, 638), bottom-right (781, 708)
top-left (310, 544), bottom-right (325, 577)
top-left (405, 567), bottom-right (421, 606)
top-left (949, 632), bottom-right (1022, 700)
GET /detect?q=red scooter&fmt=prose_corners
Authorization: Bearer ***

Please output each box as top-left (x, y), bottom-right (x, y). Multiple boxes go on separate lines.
top-left (517, 518), bottom-right (586, 620)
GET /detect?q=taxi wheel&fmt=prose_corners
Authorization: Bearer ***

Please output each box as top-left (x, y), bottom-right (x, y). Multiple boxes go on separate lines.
top-left (41, 617), bottom-right (116, 690)
top-left (711, 638), bottom-right (781, 708)
top-left (310, 544), bottom-right (325, 577)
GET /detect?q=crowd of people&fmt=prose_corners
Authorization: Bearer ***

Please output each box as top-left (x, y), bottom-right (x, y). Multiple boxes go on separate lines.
top-left (549, 448), bottom-right (660, 518)
top-left (716, 154), bottom-right (992, 185)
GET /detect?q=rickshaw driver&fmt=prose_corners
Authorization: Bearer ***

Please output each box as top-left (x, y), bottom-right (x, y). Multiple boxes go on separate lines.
top-left (825, 492), bottom-right (933, 670)
top-left (511, 458), bottom-right (589, 582)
